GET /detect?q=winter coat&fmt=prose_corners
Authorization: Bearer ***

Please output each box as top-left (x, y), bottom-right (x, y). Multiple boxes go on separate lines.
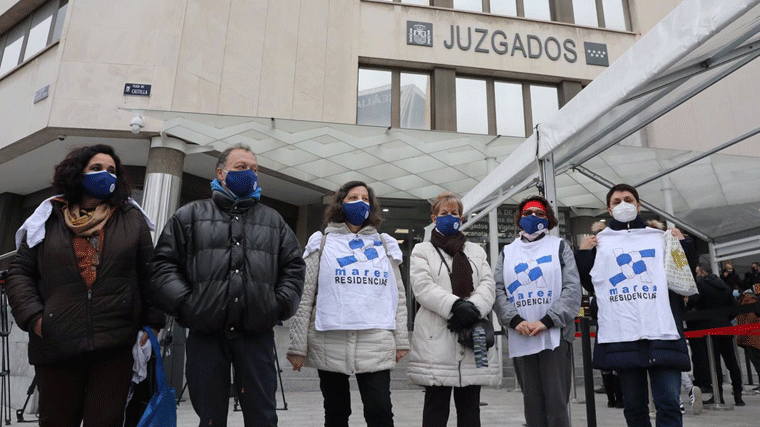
top-left (493, 236), bottom-right (582, 346)
top-left (686, 273), bottom-right (736, 330)
top-left (150, 191), bottom-right (305, 334)
top-left (407, 239), bottom-right (500, 387)
top-left (287, 223), bottom-right (409, 375)
top-left (6, 201), bottom-right (165, 365)
top-left (575, 217), bottom-right (691, 372)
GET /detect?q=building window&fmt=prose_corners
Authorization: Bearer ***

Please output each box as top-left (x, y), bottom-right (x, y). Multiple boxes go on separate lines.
top-left (522, 0), bottom-right (552, 21)
top-left (602, 0), bottom-right (628, 31)
top-left (494, 82), bottom-right (524, 137)
top-left (455, 76), bottom-right (559, 136)
top-left (357, 68), bottom-right (432, 130)
top-left (572, 0), bottom-right (599, 27)
top-left (455, 78), bottom-right (488, 134)
top-left (0, 0), bottom-right (68, 77)
top-left (572, 0), bottom-right (628, 30)
top-left (453, 0), bottom-right (483, 13)
top-left (490, 1), bottom-right (518, 17)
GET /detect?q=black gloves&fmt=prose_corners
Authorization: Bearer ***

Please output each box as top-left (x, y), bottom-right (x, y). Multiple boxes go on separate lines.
top-left (447, 299), bottom-right (480, 332)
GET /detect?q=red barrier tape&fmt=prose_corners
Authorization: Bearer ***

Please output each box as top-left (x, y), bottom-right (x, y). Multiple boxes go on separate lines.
top-left (684, 323), bottom-right (760, 338)
top-left (571, 323), bottom-right (760, 339)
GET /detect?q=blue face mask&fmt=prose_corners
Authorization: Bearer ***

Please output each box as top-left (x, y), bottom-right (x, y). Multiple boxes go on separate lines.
top-left (82, 171), bottom-right (117, 200)
top-left (436, 215), bottom-right (461, 236)
top-left (343, 200), bottom-right (370, 226)
top-left (519, 214), bottom-right (549, 234)
top-left (225, 169), bottom-right (258, 198)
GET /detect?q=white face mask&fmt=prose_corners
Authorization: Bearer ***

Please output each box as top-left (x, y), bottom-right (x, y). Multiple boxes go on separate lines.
top-left (611, 201), bottom-right (638, 223)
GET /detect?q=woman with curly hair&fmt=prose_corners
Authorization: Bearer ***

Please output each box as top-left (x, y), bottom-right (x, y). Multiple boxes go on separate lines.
top-left (5, 144), bottom-right (164, 427)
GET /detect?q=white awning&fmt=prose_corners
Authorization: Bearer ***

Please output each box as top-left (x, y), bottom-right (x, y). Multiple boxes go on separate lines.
top-left (461, 0), bottom-right (760, 241)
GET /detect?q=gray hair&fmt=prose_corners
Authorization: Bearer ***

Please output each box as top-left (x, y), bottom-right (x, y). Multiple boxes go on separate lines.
top-left (216, 144), bottom-right (255, 171)
top-left (698, 260), bottom-right (713, 275)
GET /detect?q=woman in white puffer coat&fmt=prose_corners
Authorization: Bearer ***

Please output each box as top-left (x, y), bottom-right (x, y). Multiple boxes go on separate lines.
top-left (287, 180), bottom-right (409, 427)
top-left (408, 192), bottom-right (500, 427)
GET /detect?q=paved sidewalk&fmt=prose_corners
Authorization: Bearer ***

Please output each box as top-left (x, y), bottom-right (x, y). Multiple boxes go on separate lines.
top-left (177, 386), bottom-right (759, 426)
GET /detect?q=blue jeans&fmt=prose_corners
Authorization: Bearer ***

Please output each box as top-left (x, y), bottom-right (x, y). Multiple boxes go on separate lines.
top-left (618, 367), bottom-right (682, 427)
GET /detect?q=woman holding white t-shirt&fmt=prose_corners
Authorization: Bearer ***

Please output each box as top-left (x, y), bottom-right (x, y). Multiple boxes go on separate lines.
top-left (493, 195), bottom-right (581, 427)
top-left (575, 183), bottom-right (692, 427)
top-left (286, 181), bottom-right (409, 427)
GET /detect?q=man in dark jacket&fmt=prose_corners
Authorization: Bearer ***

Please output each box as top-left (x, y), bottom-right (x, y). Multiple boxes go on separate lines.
top-left (686, 262), bottom-right (744, 406)
top-left (744, 262), bottom-right (760, 292)
top-left (150, 144), bottom-right (305, 427)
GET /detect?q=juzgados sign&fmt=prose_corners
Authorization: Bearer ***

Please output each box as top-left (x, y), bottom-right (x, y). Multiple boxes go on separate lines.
top-left (407, 21), bottom-right (608, 66)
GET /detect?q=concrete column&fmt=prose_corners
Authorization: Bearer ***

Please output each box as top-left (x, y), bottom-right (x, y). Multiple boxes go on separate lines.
top-left (433, 68), bottom-right (457, 131)
top-left (558, 80), bottom-right (583, 107)
top-left (142, 138), bottom-right (186, 242)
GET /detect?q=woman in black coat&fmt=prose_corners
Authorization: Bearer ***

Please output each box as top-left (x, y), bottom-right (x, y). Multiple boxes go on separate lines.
top-left (5, 145), bottom-right (165, 427)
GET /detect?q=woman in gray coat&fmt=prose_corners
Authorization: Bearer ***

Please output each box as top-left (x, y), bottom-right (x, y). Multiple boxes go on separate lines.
top-left (493, 195), bottom-right (581, 427)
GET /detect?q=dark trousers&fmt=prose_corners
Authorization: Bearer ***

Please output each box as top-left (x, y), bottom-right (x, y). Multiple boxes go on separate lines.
top-left (688, 337), bottom-right (712, 392)
top-left (422, 385), bottom-right (481, 427)
top-left (513, 340), bottom-right (572, 427)
top-left (745, 347), bottom-right (760, 378)
top-left (711, 335), bottom-right (743, 394)
top-left (35, 347), bottom-right (133, 427)
top-left (618, 367), bottom-right (681, 427)
top-left (317, 369), bottom-right (393, 427)
top-left (185, 330), bottom-right (277, 427)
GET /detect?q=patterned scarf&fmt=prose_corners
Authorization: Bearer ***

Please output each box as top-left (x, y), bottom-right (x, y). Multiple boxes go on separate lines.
top-left (58, 200), bottom-right (115, 288)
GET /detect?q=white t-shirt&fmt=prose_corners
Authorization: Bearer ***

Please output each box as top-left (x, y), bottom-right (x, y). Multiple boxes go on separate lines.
top-left (502, 235), bottom-right (562, 358)
top-left (590, 227), bottom-right (680, 344)
top-left (311, 232), bottom-right (399, 331)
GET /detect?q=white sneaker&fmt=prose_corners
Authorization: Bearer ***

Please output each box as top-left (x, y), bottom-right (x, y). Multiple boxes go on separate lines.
top-left (690, 386), bottom-right (703, 415)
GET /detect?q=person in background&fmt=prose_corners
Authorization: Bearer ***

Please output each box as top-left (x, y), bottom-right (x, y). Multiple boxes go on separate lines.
top-left (5, 144), bottom-right (164, 427)
top-left (721, 262), bottom-right (742, 295)
top-left (494, 195), bottom-right (581, 427)
top-left (687, 262), bottom-right (744, 406)
top-left (151, 144), bottom-right (305, 427)
top-left (744, 262), bottom-right (760, 293)
top-left (736, 284), bottom-right (760, 394)
top-left (407, 192), bottom-right (499, 427)
top-left (287, 181), bottom-right (408, 427)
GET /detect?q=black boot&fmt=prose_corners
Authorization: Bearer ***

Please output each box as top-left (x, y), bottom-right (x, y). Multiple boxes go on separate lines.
top-left (602, 372), bottom-right (616, 407)
top-left (734, 388), bottom-right (745, 406)
top-left (613, 373), bottom-right (624, 408)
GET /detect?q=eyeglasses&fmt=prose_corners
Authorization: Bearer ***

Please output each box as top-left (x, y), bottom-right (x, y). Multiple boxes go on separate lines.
top-left (521, 209), bottom-right (546, 218)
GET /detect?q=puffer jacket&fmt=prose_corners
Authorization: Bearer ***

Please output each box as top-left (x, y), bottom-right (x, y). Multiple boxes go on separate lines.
top-left (287, 223), bottom-right (409, 375)
top-left (150, 191), bottom-right (305, 334)
top-left (6, 201), bottom-right (165, 365)
top-left (407, 239), bottom-right (500, 387)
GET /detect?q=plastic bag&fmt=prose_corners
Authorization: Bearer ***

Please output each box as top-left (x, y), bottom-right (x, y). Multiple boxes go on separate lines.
top-left (663, 231), bottom-right (698, 296)
top-left (136, 327), bottom-right (177, 427)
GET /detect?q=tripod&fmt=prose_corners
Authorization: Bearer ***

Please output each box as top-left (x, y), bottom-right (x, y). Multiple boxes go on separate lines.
top-left (1, 270), bottom-right (14, 424)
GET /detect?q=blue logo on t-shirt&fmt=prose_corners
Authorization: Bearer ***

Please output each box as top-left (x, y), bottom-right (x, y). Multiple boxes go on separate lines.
top-left (337, 238), bottom-right (383, 267)
top-left (507, 255), bottom-right (552, 302)
top-left (608, 248), bottom-right (655, 286)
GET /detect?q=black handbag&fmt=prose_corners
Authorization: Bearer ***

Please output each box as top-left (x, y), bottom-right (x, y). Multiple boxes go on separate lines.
top-left (433, 246), bottom-right (495, 349)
